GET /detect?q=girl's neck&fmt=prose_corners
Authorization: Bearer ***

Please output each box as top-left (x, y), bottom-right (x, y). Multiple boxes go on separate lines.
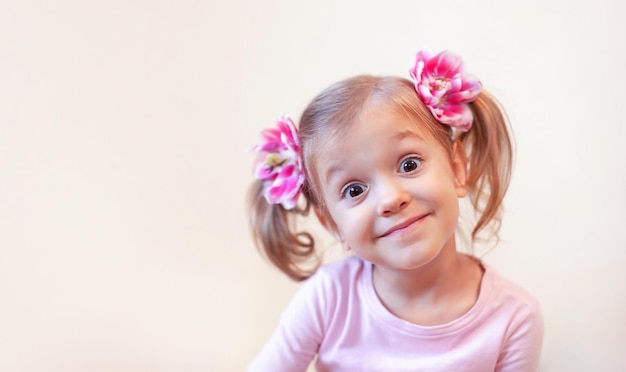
top-left (371, 244), bottom-right (483, 326)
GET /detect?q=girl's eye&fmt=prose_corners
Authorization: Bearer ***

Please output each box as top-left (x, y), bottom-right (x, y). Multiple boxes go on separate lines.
top-left (341, 184), bottom-right (367, 199)
top-left (400, 157), bottom-right (422, 173)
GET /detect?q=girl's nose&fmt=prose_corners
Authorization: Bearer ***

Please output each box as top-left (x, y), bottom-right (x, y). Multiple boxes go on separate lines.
top-left (376, 178), bottom-right (411, 217)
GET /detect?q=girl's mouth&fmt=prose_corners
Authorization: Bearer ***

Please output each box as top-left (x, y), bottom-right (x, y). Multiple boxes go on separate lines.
top-left (378, 214), bottom-right (428, 238)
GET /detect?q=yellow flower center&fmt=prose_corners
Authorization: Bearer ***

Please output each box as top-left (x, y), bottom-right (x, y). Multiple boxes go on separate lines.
top-left (264, 153), bottom-right (285, 168)
top-left (433, 77), bottom-right (451, 91)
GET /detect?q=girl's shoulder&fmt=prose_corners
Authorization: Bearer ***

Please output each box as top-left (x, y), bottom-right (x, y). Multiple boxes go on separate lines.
top-left (281, 256), bottom-right (368, 327)
top-left (315, 255), bottom-right (366, 277)
top-left (481, 263), bottom-right (541, 310)
top-left (296, 255), bottom-right (368, 304)
top-left (477, 263), bottom-right (544, 367)
top-left (305, 255), bottom-right (367, 290)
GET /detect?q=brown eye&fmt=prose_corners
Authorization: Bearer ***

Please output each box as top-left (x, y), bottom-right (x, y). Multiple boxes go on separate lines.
top-left (400, 157), bottom-right (422, 173)
top-left (342, 184), bottom-right (367, 199)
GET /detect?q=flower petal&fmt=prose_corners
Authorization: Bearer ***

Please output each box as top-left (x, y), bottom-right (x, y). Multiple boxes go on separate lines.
top-left (254, 162), bottom-right (275, 179)
top-left (447, 76), bottom-right (481, 103)
top-left (430, 50), bottom-right (464, 77)
top-left (430, 102), bottom-right (474, 131)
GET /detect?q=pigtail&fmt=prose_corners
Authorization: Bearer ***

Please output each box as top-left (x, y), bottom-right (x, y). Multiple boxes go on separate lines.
top-left (462, 91), bottom-right (514, 240)
top-left (248, 179), bottom-right (318, 281)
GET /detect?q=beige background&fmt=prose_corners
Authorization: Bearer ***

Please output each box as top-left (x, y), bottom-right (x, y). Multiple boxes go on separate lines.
top-left (1, 0), bottom-right (625, 371)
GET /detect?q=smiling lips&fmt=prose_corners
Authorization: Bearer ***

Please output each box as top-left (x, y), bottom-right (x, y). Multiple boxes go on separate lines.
top-left (378, 214), bottom-right (429, 238)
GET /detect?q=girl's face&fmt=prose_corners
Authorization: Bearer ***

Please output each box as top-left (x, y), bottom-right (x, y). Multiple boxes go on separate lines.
top-left (315, 106), bottom-right (467, 271)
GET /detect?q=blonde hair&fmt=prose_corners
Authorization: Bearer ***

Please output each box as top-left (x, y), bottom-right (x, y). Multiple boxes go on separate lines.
top-left (248, 75), bottom-right (513, 281)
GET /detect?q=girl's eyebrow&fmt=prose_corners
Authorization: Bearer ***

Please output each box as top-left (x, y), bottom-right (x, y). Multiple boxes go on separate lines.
top-left (324, 162), bottom-right (344, 183)
top-left (391, 129), bottom-right (424, 143)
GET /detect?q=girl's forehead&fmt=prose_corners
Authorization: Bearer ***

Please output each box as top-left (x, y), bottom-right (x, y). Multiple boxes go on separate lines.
top-left (312, 108), bottom-right (436, 172)
top-left (321, 105), bottom-right (436, 151)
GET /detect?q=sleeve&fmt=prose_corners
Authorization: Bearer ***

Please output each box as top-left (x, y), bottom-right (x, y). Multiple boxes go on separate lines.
top-left (246, 270), bottom-right (332, 372)
top-left (495, 298), bottom-right (544, 372)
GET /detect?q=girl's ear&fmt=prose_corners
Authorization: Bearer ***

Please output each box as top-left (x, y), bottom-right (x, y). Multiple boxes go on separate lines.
top-left (452, 140), bottom-right (468, 198)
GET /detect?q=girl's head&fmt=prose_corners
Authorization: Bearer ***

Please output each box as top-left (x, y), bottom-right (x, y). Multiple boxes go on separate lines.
top-left (249, 51), bottom-right (513, 281)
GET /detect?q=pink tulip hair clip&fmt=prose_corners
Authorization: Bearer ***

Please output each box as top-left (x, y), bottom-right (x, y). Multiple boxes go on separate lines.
top-left (252, 115), bottom-right (305, 210)
top-left (409, 49), bottom-right (481, 132)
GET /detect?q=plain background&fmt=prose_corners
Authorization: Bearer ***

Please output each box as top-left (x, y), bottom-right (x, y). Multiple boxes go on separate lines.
top-left (1, 0), bottom-right (625, 371)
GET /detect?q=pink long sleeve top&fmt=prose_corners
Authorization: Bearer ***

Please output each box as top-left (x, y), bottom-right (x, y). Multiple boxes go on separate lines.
top-left (248, 255), bottom-right (543, 372)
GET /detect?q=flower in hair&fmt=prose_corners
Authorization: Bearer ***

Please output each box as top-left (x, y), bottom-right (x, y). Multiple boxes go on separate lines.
top-left (252, 115), bottom-right (305, 210)
top-left (409, 49), bottom-right (481, 131)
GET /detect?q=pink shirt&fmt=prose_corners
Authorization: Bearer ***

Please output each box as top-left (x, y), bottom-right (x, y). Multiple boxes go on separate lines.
top-left (248, 256), bottom-right (543, 372)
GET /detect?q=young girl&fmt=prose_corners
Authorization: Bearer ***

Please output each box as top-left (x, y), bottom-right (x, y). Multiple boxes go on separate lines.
top-left (247, 49), bottom-right (543, 371)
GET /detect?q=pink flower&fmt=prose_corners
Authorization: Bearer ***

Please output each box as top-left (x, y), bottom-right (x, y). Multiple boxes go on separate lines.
top-left (409, 49), bottom-right (481, 131)
top-left (252, 115), bottom-right (305, 210)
